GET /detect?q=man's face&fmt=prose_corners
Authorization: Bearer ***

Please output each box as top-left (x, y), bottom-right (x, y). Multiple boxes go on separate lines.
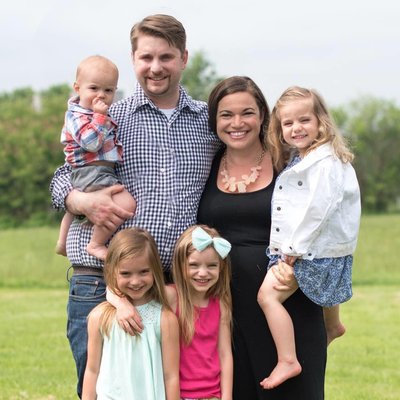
top-left (132, 34), bottom-right (188, 107)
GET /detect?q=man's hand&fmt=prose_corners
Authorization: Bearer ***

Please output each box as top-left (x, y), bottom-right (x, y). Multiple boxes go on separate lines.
top-left (66, 185), bottom-right (133, 230)
top-left (271, 259), bottom-right (299, 292)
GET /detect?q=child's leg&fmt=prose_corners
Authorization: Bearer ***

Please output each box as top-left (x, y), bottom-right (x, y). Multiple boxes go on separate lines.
top-left (323, 304), bottom-right (346, 346)
top-left (86, 189), bottom-right (136, 260)
top-left (257, 266), bottom-right (302, 389)
top-left (56, 212), bottom-right (74, 256)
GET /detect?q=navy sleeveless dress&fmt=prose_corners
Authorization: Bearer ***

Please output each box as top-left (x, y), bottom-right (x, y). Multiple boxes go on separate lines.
top-left (198, 150), bottom-right (326, 400)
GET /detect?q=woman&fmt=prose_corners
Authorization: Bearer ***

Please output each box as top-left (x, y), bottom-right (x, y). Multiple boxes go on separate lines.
top-left (197, 76), bottom-right (326, 399)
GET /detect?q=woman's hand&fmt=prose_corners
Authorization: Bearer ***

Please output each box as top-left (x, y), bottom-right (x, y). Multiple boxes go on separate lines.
top-left (271, 259), bottom-right (299, 292)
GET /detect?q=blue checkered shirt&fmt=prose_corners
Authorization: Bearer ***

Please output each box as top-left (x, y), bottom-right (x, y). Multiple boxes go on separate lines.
top-left (50, 84), bottom-right (220, 271)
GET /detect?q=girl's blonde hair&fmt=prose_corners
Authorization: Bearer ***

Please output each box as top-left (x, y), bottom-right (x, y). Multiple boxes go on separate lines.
top-left (172, 225), bottom-right (232, 345)
top-left (93, 227), bottom-right (169, 337)
top-left (268, 86), bottom-right (354, 171)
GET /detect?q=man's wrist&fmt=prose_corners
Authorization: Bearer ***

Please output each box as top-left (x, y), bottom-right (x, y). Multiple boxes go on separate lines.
top-left (65, 189), bottom-right (84, 215)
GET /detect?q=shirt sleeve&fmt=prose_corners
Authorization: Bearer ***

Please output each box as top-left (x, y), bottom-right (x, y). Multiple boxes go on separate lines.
top-left (49, 163), bottom-right (72, 211)
top-left (66, 111), bottom-right (109, 153)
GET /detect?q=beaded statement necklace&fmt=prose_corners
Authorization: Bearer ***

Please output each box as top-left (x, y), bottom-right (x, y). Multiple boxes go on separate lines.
top-left (221, 149), bottom-right (265, 193)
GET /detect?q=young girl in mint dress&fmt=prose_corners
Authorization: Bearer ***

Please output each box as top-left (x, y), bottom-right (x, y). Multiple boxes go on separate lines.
top-left (82, 228), bottom-right (180, 400)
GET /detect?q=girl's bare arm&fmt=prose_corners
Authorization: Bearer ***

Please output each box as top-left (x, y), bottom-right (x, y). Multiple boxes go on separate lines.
top-left (82, 308), bottom-right (103, 400)
top-left (218, 302), bottom-right (233, 400)
top-left (161, 308), bottom-right (180, 400)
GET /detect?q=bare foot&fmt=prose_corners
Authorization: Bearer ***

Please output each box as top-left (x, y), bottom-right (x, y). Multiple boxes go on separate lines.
top-left (260, 360), bottom-right (302, 389)
top-left (55, 242), bottom-right (67, 257)
top-left (326, 322), bottom-right (346, 346)
top-left (86, 242), bottom-right (108, 260)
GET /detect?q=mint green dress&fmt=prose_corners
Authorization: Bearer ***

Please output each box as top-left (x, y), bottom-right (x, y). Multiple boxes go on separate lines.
top-left (96, 300), bottom-right (165, 400)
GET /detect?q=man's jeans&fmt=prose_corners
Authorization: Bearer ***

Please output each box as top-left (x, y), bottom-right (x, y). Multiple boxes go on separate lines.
top-left (67, 273), bottom-right (106, 398)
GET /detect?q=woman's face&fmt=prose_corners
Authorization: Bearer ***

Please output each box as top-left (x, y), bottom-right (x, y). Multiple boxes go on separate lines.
top-left (216, 91), bottom-right (263, 151)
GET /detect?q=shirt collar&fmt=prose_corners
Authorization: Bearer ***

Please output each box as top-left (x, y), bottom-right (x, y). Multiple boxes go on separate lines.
top-left (292, 143), bottom-right (334, 171)
top-left (67, 96), bottom-right (93, 115)
top-left (127, 83), bottom-right (204, 114)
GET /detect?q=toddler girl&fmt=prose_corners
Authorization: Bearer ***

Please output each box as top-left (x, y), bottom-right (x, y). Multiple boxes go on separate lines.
top-left (257, 86), bottom-right (361, 389)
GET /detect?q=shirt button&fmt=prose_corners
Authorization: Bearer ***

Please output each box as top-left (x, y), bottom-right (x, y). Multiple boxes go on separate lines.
top-left (274, 248), bottom-right (279, 252)
top-left (160, 168), bottom-right (166, 173)
top-left (298, 181), bottom-right (303, 186)
top-left (279, 185), bottom-right (283, 190)
top-left (308, 253), bottom-right (312, 257)
top-left (276, 227), bottom-right (280, 232)
top-left (167, 221), bottom-right (172, 227)
top-left (277, 206), bottom-right (281, 211)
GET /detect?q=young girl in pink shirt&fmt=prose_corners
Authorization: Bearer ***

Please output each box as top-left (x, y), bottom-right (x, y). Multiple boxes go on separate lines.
top-left (166, 225), bottom-right (233, 400)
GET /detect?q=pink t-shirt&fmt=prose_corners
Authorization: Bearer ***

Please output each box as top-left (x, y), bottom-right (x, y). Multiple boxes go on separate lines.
top-left (178, 296), bottom-right (221, 399)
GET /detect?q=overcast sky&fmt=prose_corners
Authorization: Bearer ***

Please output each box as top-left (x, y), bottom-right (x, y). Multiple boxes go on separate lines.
top-left (2, 0), bottom-right (399, 107)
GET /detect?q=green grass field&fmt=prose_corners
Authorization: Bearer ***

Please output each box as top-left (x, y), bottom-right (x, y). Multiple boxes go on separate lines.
top-left (0, 215), bottom-right (399, 399)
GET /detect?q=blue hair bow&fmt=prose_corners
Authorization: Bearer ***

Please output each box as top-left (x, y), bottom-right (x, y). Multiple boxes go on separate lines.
top-left (191, 226), bottom-right (232, 259)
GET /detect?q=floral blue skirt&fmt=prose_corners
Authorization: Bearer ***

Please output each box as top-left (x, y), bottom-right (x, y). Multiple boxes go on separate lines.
top-left (268, 254), bottom-right (353, 307)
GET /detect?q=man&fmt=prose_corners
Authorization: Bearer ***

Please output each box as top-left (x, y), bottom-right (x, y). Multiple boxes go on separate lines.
top-left (50, 14), bottom-right (219, 397)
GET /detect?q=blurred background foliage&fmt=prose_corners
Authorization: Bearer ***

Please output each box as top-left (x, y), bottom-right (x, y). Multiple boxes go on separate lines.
top-left (1, 51), bottom-right (399, 228)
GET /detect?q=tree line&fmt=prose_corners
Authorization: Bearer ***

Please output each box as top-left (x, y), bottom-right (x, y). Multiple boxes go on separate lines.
top-left (1, 53), bottom-right (399, 228)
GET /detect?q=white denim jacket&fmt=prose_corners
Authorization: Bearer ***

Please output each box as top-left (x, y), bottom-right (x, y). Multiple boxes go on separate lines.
top-left (269, 143), bottom-right (361, 260)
